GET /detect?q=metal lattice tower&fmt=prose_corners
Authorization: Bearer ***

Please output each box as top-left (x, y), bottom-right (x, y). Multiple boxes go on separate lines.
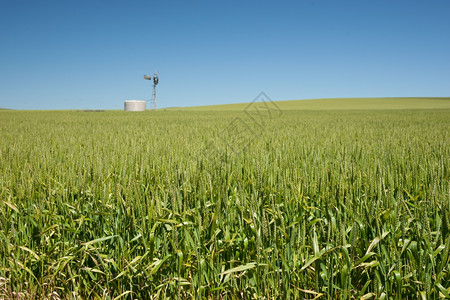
top-left (144, 71), bottom-right (159, 110)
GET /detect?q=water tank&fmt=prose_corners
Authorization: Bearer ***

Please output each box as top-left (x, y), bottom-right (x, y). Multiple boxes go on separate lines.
top-left (124, 100), bottom-right (146, 111)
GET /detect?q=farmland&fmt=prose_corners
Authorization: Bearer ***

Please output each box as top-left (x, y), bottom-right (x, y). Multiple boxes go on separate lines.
top-left (0, 98), bottom-right (449, 298)
top-left (173, 97), bottom-right (450, 111)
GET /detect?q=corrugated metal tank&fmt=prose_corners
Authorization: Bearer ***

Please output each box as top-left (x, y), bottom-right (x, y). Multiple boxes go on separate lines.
top-left (124, 100), bottom-right (146, 111)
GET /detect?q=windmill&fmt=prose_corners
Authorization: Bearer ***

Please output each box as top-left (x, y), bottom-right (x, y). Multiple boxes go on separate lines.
top-left (144, 71), bottom-right (159, 110)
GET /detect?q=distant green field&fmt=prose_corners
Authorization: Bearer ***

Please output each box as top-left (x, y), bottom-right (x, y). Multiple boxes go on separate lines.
top-left (169, 97), bottom-right (450, 111)
top-left (0, 103), bottom-right (449, 298)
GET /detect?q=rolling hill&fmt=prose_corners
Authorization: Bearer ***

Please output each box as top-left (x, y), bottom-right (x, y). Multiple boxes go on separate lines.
top-left (167, 97), bottom-right (450, 111)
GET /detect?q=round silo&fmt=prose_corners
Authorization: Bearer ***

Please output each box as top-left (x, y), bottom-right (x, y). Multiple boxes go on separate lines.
top-left (124, 100), bottom-right (146, 111)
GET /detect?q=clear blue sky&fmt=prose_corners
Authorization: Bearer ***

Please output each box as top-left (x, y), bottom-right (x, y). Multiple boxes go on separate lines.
top-left (0, 0), bottom-right (449, 110)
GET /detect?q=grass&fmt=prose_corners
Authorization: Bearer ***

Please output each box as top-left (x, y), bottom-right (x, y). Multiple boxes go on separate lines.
top-left (170, 97), bottom-right (450, 111)
top-left (0, 98), bottom-right (449, 299)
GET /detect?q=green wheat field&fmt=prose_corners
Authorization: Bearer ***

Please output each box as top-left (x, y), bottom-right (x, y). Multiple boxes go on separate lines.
top-left (1, 98), bottom-right (449, 299)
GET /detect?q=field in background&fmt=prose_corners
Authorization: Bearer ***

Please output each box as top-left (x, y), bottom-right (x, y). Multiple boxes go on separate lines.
top-left (170, 97), bottom-right (450, 111)
top-left (0, 98), bottom-right (449, 298)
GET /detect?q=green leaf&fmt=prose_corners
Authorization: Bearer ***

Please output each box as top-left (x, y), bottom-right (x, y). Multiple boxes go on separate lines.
top-left (436, 283), bottom-right (450, 298)
top-left (130, 233), bottom-right (142, 242)
top-left (3, 201), bottom-right (18, 212)
top-left (82, 235), bottom-right (118, 246)
top-left (433, 244), bottom-right (445, 256)
top-left (113, 291), bottom-right (132, 300)
top-left (147, 255), bottom-right (171, 275)
top-left (366, 231), bottom-right (390, 254)
top-left (360, 292), bottom-right (375, 299)
top-left (355, 252), bottom-right (377, 266)
top-left (18, 246), bottom-right (40, 260)
top-left (218, 262), bottom-right (257, 276)
top-left (300, 246), bottom-right (333, 271)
